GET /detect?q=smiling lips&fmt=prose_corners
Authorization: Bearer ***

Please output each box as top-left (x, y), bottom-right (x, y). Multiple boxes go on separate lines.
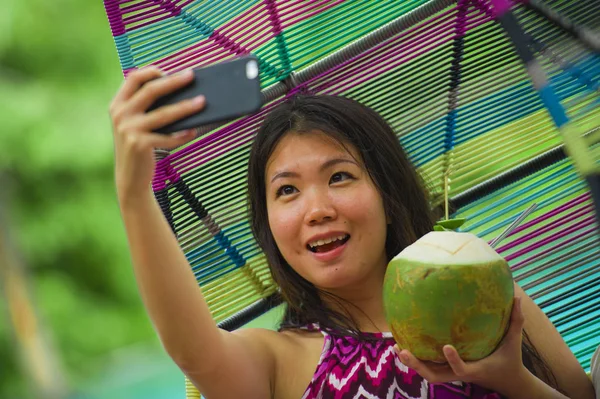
top-left (307, 233), bottom-right (350, 254)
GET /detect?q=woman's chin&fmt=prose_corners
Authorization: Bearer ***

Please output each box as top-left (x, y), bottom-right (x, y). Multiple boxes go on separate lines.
top-left (311, 266), bottom-right (363, 291)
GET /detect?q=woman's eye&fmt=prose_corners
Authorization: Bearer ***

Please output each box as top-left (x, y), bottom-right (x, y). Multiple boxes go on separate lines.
top-left (276, 185), bottom-right (297, 197)
top-left (330, 172), bottom-right (353, 184)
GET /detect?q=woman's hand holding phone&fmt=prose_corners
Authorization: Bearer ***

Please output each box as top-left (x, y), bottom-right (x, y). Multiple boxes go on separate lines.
top-left (109, 67), bottom-right (205, 206)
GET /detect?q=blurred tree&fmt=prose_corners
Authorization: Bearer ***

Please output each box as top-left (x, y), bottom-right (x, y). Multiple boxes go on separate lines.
top-left (0, 0), bottom-right (160, 397)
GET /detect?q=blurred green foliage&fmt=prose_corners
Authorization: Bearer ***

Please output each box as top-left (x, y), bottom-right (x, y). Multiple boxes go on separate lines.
top-left (0, 0), bottom-right (160, 397)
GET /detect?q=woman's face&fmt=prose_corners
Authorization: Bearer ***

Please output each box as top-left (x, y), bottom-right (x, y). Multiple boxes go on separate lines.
top-left (265, 131), bottom-right (389, 291)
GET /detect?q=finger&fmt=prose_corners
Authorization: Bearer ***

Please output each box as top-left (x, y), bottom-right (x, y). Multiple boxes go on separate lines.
top-left (399, 350), bottom-right (456, 383)
top-left (138, 95), bottom-right (206, 132)
top-left (505, 297), bottom-right (525, 344)
top-left (128, 69), bottom-right (195, 113)
top-left (443, 345), bottom-right (469, 377)
top-left (112, 66), bottom-right (164, 109)
top-left (139, 128), bottom-right (197, 151)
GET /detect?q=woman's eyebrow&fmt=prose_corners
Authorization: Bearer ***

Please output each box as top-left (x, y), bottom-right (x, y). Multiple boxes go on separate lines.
top-left (270, 171), bottom-right (299, 183)
top-left (270, 158), bottom-right (357, 184)
top-left (319, 158), bottom-right (357, 172)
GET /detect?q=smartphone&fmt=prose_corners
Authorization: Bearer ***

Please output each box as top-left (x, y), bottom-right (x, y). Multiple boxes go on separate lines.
top-left (147, 55), bottom-right (262, 134)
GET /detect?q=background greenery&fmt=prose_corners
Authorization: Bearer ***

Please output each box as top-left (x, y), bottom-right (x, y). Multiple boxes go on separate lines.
top-left (0, 1), bottom-right (188, 397)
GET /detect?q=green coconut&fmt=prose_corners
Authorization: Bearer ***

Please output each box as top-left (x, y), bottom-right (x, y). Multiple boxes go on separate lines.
top-left (383, 231), bottom-right (514, 362)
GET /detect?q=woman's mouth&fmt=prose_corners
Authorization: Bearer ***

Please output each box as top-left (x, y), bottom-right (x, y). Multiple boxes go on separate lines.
top-left (307, 234), bottom-right (350, 253)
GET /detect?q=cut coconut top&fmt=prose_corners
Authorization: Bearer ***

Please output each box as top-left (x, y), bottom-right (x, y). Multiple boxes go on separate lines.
top-left (394, 231), bottom-right (504, 265)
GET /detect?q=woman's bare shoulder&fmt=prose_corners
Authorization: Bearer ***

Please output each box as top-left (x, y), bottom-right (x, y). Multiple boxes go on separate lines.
top-left (233, 326), bottom-right (323, 352)
top-left (232, 328), bottom-right (324, 370)
top-left (234, 327), bottom-right (325, 399)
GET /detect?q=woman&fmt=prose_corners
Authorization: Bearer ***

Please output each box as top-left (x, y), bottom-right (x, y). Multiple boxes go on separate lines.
top-left (109, 67), bottom-right (594, 398)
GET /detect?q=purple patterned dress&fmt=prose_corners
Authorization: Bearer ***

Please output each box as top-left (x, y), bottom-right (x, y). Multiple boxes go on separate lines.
top-left (301, 325), bottom-right (503, 399)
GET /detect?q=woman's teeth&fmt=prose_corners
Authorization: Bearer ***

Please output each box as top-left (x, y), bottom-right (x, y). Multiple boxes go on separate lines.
top-left (308, 234), bottom-right (349, 251)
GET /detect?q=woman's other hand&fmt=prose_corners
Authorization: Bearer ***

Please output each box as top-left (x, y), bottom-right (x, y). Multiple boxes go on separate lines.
top-left (109, 67), bottom-right (205, 203)
top-left (395, 297), bottom-right (567, 398)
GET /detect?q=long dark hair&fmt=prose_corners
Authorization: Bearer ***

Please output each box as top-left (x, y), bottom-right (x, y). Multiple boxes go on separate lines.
top-left (247, 94), bottom-right (558, 389)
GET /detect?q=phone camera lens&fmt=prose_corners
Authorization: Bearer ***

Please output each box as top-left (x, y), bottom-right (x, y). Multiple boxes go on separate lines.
top-left (246, 60), bottom-right (259, 80)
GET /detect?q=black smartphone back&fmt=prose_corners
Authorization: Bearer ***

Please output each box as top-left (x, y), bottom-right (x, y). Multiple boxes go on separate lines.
top-left (148, 55), bottom-right (262, 134)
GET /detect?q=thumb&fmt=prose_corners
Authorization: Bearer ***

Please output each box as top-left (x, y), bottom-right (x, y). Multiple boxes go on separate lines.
top-left (145, 129), bottom-right (197, 150)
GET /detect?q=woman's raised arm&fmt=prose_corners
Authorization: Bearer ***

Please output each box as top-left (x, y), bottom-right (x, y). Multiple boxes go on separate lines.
top-left (110, 67), bottom-right (274, 398)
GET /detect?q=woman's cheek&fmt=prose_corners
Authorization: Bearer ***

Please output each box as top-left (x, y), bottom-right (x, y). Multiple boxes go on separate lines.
top-left (269, 204), bottom-right (303, 250)
top-left (335, 190), bottom-right (373, 219)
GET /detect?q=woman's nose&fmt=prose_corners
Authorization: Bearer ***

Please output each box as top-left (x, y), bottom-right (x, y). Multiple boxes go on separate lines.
top-left (304, 190), bottom-right (337, 225)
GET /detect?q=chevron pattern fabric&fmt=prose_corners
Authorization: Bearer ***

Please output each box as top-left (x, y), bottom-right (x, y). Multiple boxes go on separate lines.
top-left (301, 327), bottom-right (500, 399)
